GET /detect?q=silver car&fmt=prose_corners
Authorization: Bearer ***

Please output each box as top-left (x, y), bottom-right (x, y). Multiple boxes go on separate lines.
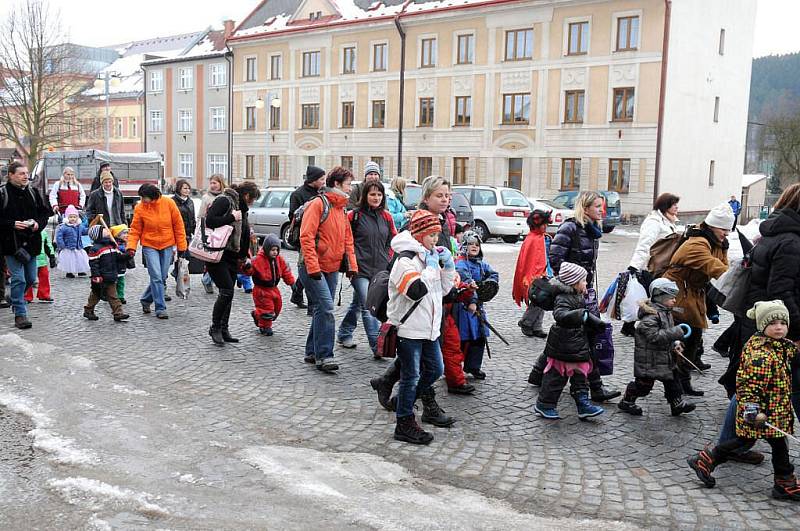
top-left (248, 186), bottom-right (296, 246)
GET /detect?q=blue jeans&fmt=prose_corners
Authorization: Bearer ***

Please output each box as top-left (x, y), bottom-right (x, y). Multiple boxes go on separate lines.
top-left (140, 246), bottom-right (173, 315)
top-left (338, 276), bottom-right (380, 353)
top-left (6, 254), bottom-right (37, 317)
top-left (201, 272), bottom-right (214, 287)
top-left (718, 395), bottom-right (738, 444)
top-left (299, 265), bottom-right (339, 362)
top-left (237, 273), bottom-right (253, 291)
top-left (396, 337), bottom-right (444, 418)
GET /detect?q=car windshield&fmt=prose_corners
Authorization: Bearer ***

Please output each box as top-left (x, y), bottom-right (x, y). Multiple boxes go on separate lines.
top-left (404, 186), bottom-right (422, 209)
top-left (501, 189), bottom-right (528, 207)
top-left (265, 191), bottom-right (289, 208)
top-left (552, 195), bottom-right (573, 209)
top-left (603, 191), bottom-right (620, 207)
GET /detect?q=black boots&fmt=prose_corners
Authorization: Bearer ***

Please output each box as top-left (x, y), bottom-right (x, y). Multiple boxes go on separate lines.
top-left (394, 415), bottom-right (433, 445)
top-left (680, 377), bottom-right (705, 397)
top-left (209, 326), bottom-right (225, 345)
top-left (419, 387), bottom-right (455, 427)
top-left (590, 385), bottom-right (621, 402)
top-left (618, 383), bottom-right (642, 415)
top-left (773, 474), bottom-right (800, 501)
top-left (370, 375), bottom-right (395, 411)
top-left (688, 448), bottom-right (718, 487)
top-left (211, 288), bottom-right (238, 343)
top-left (221, 328), bottom-right (239, 343)
top-left (669, 396), bottom-right (696, 416)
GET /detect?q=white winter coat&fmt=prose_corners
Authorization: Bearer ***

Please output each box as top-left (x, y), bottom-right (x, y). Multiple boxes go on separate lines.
top-left (629, 210), bottom-right (679, 270)
top-left (387, 231), bottom-right (455, 340)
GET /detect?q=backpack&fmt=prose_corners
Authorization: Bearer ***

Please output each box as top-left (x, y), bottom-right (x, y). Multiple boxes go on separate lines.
top-left (286, 195), bottom-right (330, 249)
top-left (366, 250), bottom-right (417, 322)
top-left (527, 277), bottom-right (557, 311)
top-left (646, 227), bottom-right (691, 279)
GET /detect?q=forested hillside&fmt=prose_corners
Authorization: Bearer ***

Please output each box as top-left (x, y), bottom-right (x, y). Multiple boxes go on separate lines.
top-left (749, 52), bottom-right (800, 121)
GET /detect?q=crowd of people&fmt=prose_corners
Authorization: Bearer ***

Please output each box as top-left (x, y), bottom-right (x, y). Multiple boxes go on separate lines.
top-left (1, 158), bottom-right (800, 501)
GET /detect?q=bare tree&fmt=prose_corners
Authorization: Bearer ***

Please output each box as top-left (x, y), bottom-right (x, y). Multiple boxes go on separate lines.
top-left (765, 96), bottom-right (800, 186)
top-left (0, 0), bottom-right (92, 165)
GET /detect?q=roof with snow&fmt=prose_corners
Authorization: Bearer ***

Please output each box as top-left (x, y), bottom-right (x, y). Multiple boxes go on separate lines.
top-left (742, 173), bottom-right (768, 188)
top-left (140, 29), bottom-right (229, 67)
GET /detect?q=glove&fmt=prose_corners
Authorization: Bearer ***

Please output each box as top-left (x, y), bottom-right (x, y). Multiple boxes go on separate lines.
top-left (126, 248), bottom-right (136, 257)
top-left (679, 323), bottom-right (692, 338)
top-left (710, 314), bottom-right (720, 325)
top-left (91, 276), bottom-right (103, 285)
top-left (425, 251), bottom-right (440, 269)
top-left (48, 255), bottom-right (57, 269)
top-left (346, 270), bottom-right (357, 280)
top-left (309, 271), bottom-right (322, 281)
top-left (437, 247), bottom-right (454, 270)
top-left (743, 402), bottom-right (763, 426)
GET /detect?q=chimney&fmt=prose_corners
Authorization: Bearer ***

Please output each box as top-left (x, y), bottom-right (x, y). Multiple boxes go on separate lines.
top-left (223, 19), bottom-right (235, 40)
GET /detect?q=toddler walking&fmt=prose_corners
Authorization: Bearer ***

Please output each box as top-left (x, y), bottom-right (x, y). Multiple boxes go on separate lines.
top-left (248, 235), bottom-right (295, 336)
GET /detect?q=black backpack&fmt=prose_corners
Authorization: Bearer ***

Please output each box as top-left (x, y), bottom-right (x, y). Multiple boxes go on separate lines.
top-left (527, 277), bottom-right (557, 311)
top-left (366, 250), bottom-right (417, 322)
top-left (286, 195), bottom-right (330, 248)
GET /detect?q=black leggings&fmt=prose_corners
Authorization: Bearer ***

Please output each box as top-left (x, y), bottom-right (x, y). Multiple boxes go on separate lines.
top-left (206, 258), bottom-right (238, 328)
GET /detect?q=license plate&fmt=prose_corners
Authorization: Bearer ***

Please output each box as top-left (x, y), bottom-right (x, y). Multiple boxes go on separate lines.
top-left (513, 211), bottom-right (524, 217)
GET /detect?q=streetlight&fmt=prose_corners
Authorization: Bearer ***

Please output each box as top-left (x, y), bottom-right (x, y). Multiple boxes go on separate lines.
top-left (255, 95), bottom-right (281, 186)
top-left (94, 72), bottom-right (121, 152)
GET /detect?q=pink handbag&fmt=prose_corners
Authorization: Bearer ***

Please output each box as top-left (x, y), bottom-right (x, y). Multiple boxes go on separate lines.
top-left (188, 219), bottom-right (233, 263)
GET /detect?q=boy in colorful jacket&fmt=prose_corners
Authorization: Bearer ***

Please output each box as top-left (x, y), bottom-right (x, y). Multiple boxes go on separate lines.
top-left (84, 225), bottom-right (129, 322)
top-left (246, 234), bottom-right (295, 336)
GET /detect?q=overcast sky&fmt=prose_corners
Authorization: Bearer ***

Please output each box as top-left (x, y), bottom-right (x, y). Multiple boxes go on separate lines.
top-left (0, 0), bottom-right (797, 57)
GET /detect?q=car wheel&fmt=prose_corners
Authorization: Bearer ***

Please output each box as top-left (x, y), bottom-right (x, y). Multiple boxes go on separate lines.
top-left (602, 225), bottom-right (615, 234)
top-left (502, 235), bottom-right (519, 244)
top-left (473, 221), bottom-right (490, 241)
top-left (280, 223), bottom-right (295, 250)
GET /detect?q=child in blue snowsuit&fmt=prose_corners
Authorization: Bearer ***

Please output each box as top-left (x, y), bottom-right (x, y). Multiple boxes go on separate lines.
top-left (455, 231), bottom-right (499, 379)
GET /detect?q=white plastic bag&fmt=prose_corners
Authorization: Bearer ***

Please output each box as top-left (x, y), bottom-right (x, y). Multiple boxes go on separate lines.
top-left (175, 257), bottom-right (191, 300)
top-left (620, 274), bottom-right (647, 322)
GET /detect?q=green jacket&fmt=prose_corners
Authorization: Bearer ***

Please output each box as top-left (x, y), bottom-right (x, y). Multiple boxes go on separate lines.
top-left (36, 230), bottom-right (55, 268)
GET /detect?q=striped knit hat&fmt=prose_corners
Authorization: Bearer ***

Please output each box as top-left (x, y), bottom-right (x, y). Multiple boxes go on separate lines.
top-left (409, 210), bottom-right (441, 242)
top-left (558, 262), bottom-right (587, 286)
top-left (88, 224), bottom-right (104, 241)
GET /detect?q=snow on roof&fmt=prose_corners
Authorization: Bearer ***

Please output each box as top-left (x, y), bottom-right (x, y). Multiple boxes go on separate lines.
top-left (742, 173), bottom-right (768, 188)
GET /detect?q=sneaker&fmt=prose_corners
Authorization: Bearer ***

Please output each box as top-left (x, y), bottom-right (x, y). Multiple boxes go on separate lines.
top-left (316, 358), bottom-right (339, 373)
top-left (156, 312), bottom-right (169, 319)
top-left (259, 327), bottom-right (273, 336)
top-left (772, 474), bottom-right (800, 501)
top-left (113, 314), bottom-right (130, 322)
top-left (38, 297), bottom-right (54, 303)
top-left (83, 311), bottom-right (99, 321)
top-left (618, 399), bottom-right (643, 416)
top-left (687, 449), bottom-right (717, 488)
top-left (14, 316), bottom-right (32, 329)
top-left (77, 272), bottom-right (87, 277)
top-left (534, 403), bottom-right (561, 419)
top-left (338, 338), bottom-right (357, 349)
top-left (0, 299), bottom-right (10, 309)
top-left (394, 415), bottom-right (433, 445)
top-left (447, 383), bottom-right (475, 395)
top-left (574, 392), bottom-right (605, 419)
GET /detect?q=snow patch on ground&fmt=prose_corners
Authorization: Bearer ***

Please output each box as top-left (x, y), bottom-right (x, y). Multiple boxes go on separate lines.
top-left (610, 228), bottom-right (640, 238)
top-left (48, 477), bottom-right (169, 518)
top-left (112, 384), bottom-right (149, 396)
top-left (240, 445), bottom-right (631, 530)
top-left (482, 242), bottom-right (521, 254)
top-left (69, 355), bottom-right (95, 369)
top-left (0, 333), bottom-right (55, 357)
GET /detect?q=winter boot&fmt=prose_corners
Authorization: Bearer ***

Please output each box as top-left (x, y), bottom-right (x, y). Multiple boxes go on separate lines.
top-left (419, 387), bottom-right (455, 427)
top-left (687, 448), bottom-right (718, 487)
top-left (772, 474), bottom-right (800, 501)
top-left (669, 396), bottom-right (696, 416)
top-left (370, 376), bottom-right (395, 411)
top-left (528, 366), bottom-right (543, 386)
top-left (680, 377), bottom-right (705, 397)
top-left (209, 325), bottom-right (225, 345)
top-left (220, 328), bottom-right (239, 343)
top-left (618, 383), bottom-right (643, 416)
top-left (394, 415), bottom-right (433, 445)
top-left (83, 310), bottom-right (99, 321)
top-left (574, 392), bottom-right (605, 419)
top-left (447, 383), bottom-right (475, 395)
top-left (533, 402), bottom-right (561, 419)
top-left (590, 384), bottom-right (621, 403)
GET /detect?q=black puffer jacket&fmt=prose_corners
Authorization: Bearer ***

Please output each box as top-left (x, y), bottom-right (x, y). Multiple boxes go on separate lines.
top-left (349, 207), bottom-right (394, 280)
top-left (634, 301), bottom-right (684, 380)
top-left (172, 194), bottom-right (196, 243)
top-left (0, 183), bottom-right (51, 257)
top-left (543, 279), bottom-right (604, 362)
top-left (289, 183), bottom-right (321, 220)
top-left (549, 218), bottom-right (601, 285)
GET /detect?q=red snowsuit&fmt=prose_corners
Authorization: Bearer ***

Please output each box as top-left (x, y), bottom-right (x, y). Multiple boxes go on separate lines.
top-left (250, 249), bottom-right (295, 329)
top-left (442, 277), bottom-right (476, 387)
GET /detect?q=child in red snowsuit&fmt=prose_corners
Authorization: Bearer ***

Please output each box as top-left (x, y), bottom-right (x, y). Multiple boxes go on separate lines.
top-left (248, 234), bottom-right (295, 336)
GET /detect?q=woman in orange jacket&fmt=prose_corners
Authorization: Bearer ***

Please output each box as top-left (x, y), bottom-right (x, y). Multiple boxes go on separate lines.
top-left (299, 166), bottom-right (358, 373)
top-left (126, 184), bottom-right (187, 319)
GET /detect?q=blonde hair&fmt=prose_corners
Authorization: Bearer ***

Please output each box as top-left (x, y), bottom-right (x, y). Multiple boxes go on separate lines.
top-left (391, 176), bottom-right (407, 197)
top-left (421, 175), bottom-right (450, 202)
top-left (208, 173), bottom-right (225, 192)
top-left (60, 166), bottom-right (76, 185)
top-left (573, 191), bottom-right (602, 226)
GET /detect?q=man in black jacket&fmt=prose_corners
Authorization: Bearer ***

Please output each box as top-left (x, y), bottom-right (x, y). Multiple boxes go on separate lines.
top-left (0, 162), bottom-right (53, 329)
top-left (85, 172), bottom-right (125, 226)
top-left (89, 163), bottom-right (119, 193)
top-left (288, 165), bottom-right (325, 308)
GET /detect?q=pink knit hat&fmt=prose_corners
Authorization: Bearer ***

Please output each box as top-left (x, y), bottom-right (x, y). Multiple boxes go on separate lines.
top-left (64, 205), bottom-right (79, 218)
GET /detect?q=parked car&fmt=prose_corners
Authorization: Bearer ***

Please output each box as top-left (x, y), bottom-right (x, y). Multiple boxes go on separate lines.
top-left (402, 183), bottom-right (474, 230)
top-left (527, 197), bottom-right (571, 232)
top-left (451, 185), bottom-right (530, 243)
top-left (550, 190), bottom-right (622, 233)
top-left (247, 186), bottom-right (295, 247)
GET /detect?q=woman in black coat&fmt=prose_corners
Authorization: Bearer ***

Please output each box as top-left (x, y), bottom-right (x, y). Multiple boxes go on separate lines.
top-left (172, 179), bottom-right (196, 246)
top-left (528, 191), bottom-right (620, 402)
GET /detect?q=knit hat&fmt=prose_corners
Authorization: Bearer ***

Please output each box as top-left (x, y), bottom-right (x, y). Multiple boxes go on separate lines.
top-left (100, 170), bottom-right (114, 184)
top-left (459, 230), bottom-right (482, 257)
top-left (64, 204), bottom-right (79, 218)
top-left (110, 224), bottom-right (128, 238)
top-left (747, 300), bottom-right (790, 333)
top-left (364, 160), bottom-right (382, 178)
top-left (88, 224), bottom-right (104, 242)
top-left (649, 278), bottom-right (679, 301)
top-left (304, 165), bottom-right (325, 183)
top-left (558, 262), bottom-right (587, 286)
top-left (409, 209), bottom-right (441, 242)
top-left (704, 202), bottom-right (735, 230)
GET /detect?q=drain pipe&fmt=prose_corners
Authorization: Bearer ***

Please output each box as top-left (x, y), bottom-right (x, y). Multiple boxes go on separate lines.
top-left (653, 0), bottom-right (672, 204)
top-left (394, 2), bottom-right (411, 177)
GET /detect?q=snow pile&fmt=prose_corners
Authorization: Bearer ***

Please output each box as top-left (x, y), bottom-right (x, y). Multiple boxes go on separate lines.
top-left (0, 333), bottom-right (55, 357)
top-left (112, 384), bottom-right (149, 396)
top-left (49, 477), bottom-right (169, 518)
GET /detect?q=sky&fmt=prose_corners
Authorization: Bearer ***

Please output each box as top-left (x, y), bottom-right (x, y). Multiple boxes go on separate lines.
top-left (0, 0), bottom-right (798, 58)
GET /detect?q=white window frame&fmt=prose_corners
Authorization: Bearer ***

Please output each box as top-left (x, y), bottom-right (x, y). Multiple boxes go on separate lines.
top-left (209, 63), bottom-right (227, 87)
top-left (563, 16), bottom-right (591, 56)
top-left (149, 110), bottom-right (163, 133)
top-left (178, 67), bottom-right (193, 90)
top-left (418, 34), bottom-right (437, 68)
top-left (370, 40), bottom-right (389, 72)
top-left (178, 109), bottom-right (193, 132)
top-left (178, 153), bottom-right (193, 178)
top-left (341, 44), bottom-right (357, 74)
top-left (209, 106), bottom-right (226, 132)
top-left (270, 54), bottom-right (282, 80)
top-left (244, 56), bottom-right (257, 82)
top-left (148, 69), bottom-right (163, 93)
top-left (453, 31), bottom-right (475, 65)
top-left (207, 154), bottom-right (228, 178)
top-left (611, 10), bottom-right (643, 53)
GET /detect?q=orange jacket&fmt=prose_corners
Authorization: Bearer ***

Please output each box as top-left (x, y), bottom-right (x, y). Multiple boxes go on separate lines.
top-left (299, 190), bottom-right (357, 275)
top-left (128, 196), bottom-right (188, 252)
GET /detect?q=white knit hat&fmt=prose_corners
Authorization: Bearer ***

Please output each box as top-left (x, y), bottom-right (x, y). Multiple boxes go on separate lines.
top-left (747, 300), bottom-right (790, 333)
top-left (558, 262), bottom-right (588, 286)
top-left (704, 203), bottom-right (735, 230)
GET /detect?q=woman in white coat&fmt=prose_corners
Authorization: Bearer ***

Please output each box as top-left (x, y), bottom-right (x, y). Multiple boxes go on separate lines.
top-left (622, 193), bottom-right (680, 336)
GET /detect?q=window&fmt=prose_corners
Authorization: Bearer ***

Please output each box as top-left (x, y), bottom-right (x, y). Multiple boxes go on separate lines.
top-left (303, 51), bottom-right (320, 77)
top-left (149, 110), bottom-right (163, 132)
top-left (341, 101), bottom-right (354, 128)
top-left (307, 155), bottom-right (316, 167)
top-left (372, 100), bottom-right (385, 128)
top-left (179, 153), bottom-right (193, 178)
top-left (719, 28), bottom-right (726, 55)
top-left (245, 106), bottom-right (256, 130)
top-left (270, 106), bottom-right (280, 129)
top-left (455, 96), bottom-right (471, 126)
top-left (608, 158), bottom-right (631, 193)
top-left (129, 117), bottom-right (138, 138)
top-left (417, 157), bottom-right (432, 180)
top-left (713, 96), bottom-right (720, 123)
top-left (270, 156), bottom-right (280, 180)
top-left (208, 154), bottom-right (228, 177)
top-left (502, 93), bottom-right (531, 124)
top-left (209, 63), bottom-right (227, 87)
top-left (419, 97), bottom-right (434, 127)
top-left (341, 156), bottom-right (353, 171)
top-left (178, 67), bottom-right (193, 90)
top-left (149, 70), bottom-right (163, 92)
top-left (373, 43), bottom-right (387, 71)
top-left (245, 57), bottom-right (257, 82)
top-left (708, 160), bottom-right (715, 186)
top-left (568, 21), bottom-right (589, 55)
top-left (472, 189), bottom-right (496, 206)
top-left (457, 34), bottom-right (474, 64)
top-left (114, 117), bottom-right (123, 138)
top-left (564, 90), bottom-right (585, 123)
top-left (421, 38), bottom-right (436, 68)
top-left (178, 109), bottom-right (193, 132)
top-left (505, 28), bottom-right (533, 60)
top-left (301, 103), bottom-right (320, 129)
top-left (270, 55), bottom-right (281, 80)
top-left (209, 107), bottom-right (226, 131)
top-left (453, 157), bottom-right (468, 185)
top-left (245, 155), bottom-right (255, 179)
top-left (561, 158), bottom-right (580, 190)
top-left (613, 87), bottom-right (635, 121)
top-left (371, 156), bottom-right (384, 170)
top-left (343, 46), bottom-right (356, 74)
top-left (508, 158), bottom-right (522, 190)
top-left (616, 16), bottom-right (639, 51)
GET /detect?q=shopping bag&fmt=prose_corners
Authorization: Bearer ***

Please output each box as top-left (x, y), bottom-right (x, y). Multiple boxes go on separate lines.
top-left (591, 322), bottom-right (615, 376)
top-left (598, 275), bottom-right (619, 314)
top-left (175, 257), bottom-right (191, 300)
top-left (620, 273), bottom-right (647, 322)
top-left (187, 220), bottom-right (233, 264)
top-left (720, 260), bottom-right (752, 317)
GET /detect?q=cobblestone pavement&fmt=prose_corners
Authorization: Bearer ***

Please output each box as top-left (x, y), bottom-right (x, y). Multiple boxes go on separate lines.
top-left (1, 226), bottom-right (799, 529)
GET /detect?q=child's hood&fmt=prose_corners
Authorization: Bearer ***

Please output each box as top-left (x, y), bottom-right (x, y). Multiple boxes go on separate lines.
top-left (549, 277), bottom-right (578, 295)
top-left (261, 234), bottom-right (282, 255)
top-left (391, 230), bottom-right (426, 256)
top-left (638, 299), bottom-right (672, 319)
